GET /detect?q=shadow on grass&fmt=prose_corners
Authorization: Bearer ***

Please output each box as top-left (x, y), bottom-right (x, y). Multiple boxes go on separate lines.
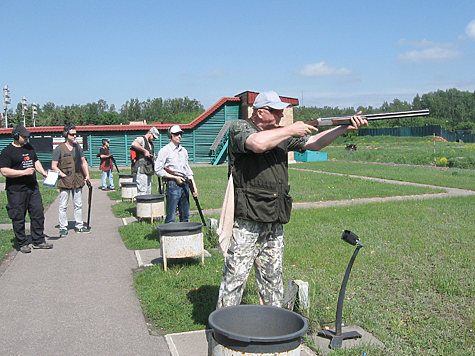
top-left (186, 284), bottom-right (219, 327)
top-left (144, 228), bottom-right (161, 243)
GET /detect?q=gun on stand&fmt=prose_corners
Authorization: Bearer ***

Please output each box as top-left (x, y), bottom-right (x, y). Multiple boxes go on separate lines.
top-left (306, 109), bottom-right (430, 127)
top-left (163, 167), bottom-right (206, 226)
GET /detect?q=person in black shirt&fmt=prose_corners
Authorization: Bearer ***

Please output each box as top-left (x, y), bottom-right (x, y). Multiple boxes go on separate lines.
top-left (0, 125), bottom-right (53, 253)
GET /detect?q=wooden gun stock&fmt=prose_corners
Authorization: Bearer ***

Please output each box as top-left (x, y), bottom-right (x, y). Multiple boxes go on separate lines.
top-left (306, 109), bottom-right (430, 127)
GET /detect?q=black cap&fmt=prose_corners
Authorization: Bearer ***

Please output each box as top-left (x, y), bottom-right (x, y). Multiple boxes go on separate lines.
top-left (14, 125), bottom-right (31, 137)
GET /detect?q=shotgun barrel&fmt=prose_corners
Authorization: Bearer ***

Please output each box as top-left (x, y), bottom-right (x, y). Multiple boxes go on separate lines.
top-left (307, 109), bottom-right (430, 127)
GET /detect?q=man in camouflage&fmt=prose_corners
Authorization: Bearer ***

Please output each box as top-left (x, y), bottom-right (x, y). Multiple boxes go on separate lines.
top-left (216, 91), bottom-right (367, 309)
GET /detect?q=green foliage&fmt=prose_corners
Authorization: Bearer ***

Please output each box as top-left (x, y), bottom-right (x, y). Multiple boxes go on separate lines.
top-left (295, 88), bottom-right (475, 131)
top-left (435, 156), bottom-right (448, 167)
top-left (454, 122), bottom-right (475, 131)
top-left (120, 96), bottom-right (204, 124)
top-left (7, 96), bottom-right (204, 128)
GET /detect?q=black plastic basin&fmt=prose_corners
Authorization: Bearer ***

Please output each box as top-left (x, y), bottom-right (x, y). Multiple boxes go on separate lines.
top-left (121, 182), bottom-right (137, 188)
top-left (208, 305), bottom-right (308, 353)
top-left (135, 194), bottom-right (165, 203)
top-left (157, 222), bottom-right (203, 236)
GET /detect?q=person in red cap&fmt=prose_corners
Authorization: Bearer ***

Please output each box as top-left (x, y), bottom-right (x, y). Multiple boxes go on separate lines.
top-left (216, 91), bottom-right (367, 308)
top-left (0, 125), bottom-right (53, 253)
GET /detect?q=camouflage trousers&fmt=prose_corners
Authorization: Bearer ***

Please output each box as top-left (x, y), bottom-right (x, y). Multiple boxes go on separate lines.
top-left (216, 218), bottom-right (284, 309)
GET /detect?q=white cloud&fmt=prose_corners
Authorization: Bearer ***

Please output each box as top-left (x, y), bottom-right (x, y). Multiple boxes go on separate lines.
top-left (397, 47), bottom-right (462, 63)
top-left (300, 61), bottom-right (353, 78)
top-left (397, 38), bottom-right (438, 48)
top-left (466, 19), bottom-right (475, 39)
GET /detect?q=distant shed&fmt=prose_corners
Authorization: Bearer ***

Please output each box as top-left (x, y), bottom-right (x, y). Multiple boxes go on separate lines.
top-left (0, 91), bottom-right (298, 169)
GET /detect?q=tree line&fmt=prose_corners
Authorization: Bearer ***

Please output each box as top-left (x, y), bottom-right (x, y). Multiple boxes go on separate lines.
top-left (294, 88), bottom-right (475, 132)
top-left (2, 96), bottom-right (204, 128)
top-left (2, 88), bottom-right (475, 132)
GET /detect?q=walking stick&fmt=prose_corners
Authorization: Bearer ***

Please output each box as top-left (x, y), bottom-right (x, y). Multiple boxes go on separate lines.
top-left (86, 181), bottom-right (92, 229)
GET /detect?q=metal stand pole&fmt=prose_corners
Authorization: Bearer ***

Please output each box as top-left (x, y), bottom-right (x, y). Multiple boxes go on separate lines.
top-left (318, 231), bottom-right (364, 349)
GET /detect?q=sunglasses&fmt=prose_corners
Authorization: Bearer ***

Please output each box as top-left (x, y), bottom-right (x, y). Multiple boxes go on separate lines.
top-left (68, 133), bottom-right (77, 136)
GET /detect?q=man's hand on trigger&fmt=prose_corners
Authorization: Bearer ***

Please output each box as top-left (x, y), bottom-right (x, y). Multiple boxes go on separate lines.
top-left (290, 121), bottom-right (318, 137)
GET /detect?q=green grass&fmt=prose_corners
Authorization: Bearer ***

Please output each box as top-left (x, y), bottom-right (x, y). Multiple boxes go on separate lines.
top-left (0, 229), bottom-right (16, 257)
top-left (134, 195), bottom-right (475, 355)
top-left (295, 160), bottom-right (475, 190)
top-left (111, 165), bottom-right (443, 219)
top-left (326, 135), bottom-right (475, 169)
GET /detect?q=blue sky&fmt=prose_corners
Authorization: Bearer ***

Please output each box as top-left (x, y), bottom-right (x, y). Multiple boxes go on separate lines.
top-left (2, 0), bottom-right (475, 112)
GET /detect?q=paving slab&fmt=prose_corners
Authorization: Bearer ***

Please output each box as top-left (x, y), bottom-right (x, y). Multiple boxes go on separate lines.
top-left (165, 329), bottom-right (318, 356)
top-left (311, 325), bottom-right (384, 355)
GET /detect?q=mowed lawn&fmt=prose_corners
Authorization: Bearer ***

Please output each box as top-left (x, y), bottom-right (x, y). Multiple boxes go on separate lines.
top-left (127, 159), bottom-right (475, 356)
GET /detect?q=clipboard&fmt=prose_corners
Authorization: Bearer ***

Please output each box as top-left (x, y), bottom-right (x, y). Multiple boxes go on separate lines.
top-left (43, 170), bottom-right (59, 187)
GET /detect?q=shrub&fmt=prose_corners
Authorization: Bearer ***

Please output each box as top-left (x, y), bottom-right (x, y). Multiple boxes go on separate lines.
top-left (435, 157), bottom-right (448, 167)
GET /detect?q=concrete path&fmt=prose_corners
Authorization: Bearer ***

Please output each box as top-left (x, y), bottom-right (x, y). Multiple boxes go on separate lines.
top-left (0, 180), bottom-right (170, 356)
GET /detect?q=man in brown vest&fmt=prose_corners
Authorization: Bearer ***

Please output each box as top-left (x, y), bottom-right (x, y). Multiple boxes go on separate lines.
top-left (51, 125), bottom-right (91, 237)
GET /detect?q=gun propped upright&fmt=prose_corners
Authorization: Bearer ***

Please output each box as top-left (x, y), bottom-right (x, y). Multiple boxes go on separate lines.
top-left (306, 109), bottom-right (430, 127)
top-left (163, 167), bottom-right (206, 226)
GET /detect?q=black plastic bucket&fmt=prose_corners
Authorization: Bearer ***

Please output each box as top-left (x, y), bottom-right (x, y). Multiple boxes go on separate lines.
top-left (135, 194), bottom-right (165, 203)
top-left (156, 222), bottom-right (203, 236)
top-left (208, 305), bottom-right (308, 353)
top-left (121, 182), bottom-right (137, 188)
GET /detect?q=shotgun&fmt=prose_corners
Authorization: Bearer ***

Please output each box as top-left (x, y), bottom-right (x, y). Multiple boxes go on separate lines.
top-left (306, 109), bottom-right (430, 127)
top-left (110, 155), bottom-right (120, 174)
top-left (96, 153), bottom-right (120, 173)
top-left (163, 167), bottom-right (206, 226)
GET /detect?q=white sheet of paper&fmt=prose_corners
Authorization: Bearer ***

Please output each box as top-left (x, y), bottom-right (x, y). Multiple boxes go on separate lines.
top-left (43, 170), bottom-right (59, 187)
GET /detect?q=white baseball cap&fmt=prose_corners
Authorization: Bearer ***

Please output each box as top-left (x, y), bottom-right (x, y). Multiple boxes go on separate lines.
top-left (149, 127), bottom-right (159, 139)
top-left (253, 91), bottom-right (290, 110)
top-left (169, 125), bottom-right (184, 134)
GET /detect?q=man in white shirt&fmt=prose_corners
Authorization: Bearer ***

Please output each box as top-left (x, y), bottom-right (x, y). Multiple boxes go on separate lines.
top-left (154, 125), bottom-right (197, 223)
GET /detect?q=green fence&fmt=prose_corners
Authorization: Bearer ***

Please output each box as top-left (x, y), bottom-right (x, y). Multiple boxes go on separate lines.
top-left (360, 125), bottom-right (474, 143)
